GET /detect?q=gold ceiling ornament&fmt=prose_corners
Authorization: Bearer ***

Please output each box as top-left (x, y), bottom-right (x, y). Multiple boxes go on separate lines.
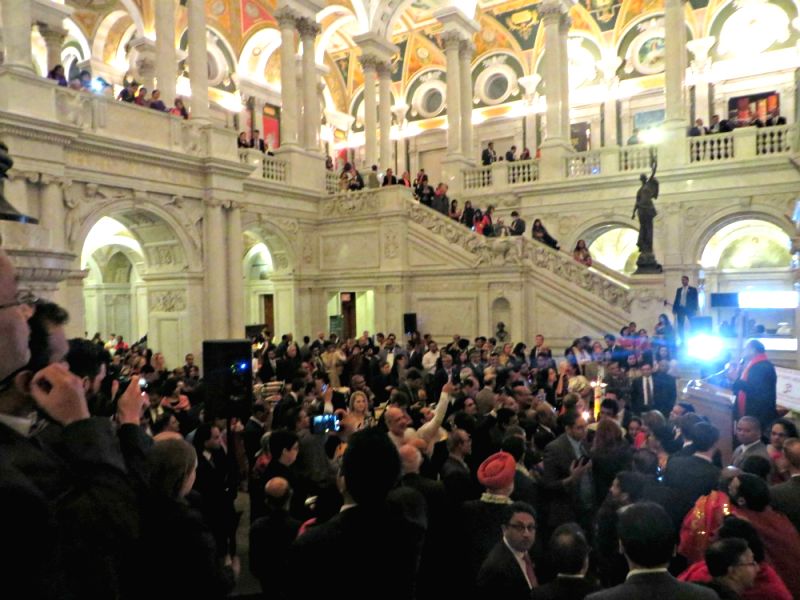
top-left (505, 10), bottom-right (539, 40)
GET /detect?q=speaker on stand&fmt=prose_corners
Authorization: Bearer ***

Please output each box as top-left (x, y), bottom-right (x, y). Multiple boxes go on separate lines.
top-left (403, 313), bottom-right (418, 335)
top-left (202, 340), bottom-right (253, 422)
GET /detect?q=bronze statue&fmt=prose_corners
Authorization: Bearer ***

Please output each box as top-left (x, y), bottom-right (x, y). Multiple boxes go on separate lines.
top-left (631, 159), bottom-right (661, 273)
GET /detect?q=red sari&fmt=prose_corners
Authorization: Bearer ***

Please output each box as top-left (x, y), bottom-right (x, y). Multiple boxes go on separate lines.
top-left (679, 560), bottom-right (791, 600)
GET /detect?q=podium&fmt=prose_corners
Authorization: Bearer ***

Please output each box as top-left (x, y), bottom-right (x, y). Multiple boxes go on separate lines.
top-left (682, 380), bottom-right (736, 466)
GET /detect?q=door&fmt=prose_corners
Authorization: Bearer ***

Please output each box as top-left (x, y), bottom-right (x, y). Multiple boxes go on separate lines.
top-left (341, 292), bottom-right (356, 340)
top-left (262, 294), bottom-right (275, 341)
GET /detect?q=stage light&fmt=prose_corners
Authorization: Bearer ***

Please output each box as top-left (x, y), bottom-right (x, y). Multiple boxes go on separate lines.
top-left (90, 77), bottom-right (108, 93)
top-left (640, 127), bottom-right (663, 144)
top-left (686, 333), bottom-right (726, 363)
top-left (738, 291), bottom-right (799, 309)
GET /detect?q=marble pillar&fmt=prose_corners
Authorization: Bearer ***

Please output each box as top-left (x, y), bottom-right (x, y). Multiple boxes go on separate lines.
top-left (540, 3), bottom-right (569, 145)
top-left (204, 200), bottom-right (228, 338)
top-left (664, 0), bottom-right (687, 125)
top-left (39, 176), bottom-right (66, 249)
top-left (378, 62), bottom-right (393, 169)
top-left (1, 0), bottom-right (33, 72)
top-left (187, 0), bottom-right (209, 121)
top-left (226, 202), bottom-right (245, 338)
top-left (442, 31), bottom-right (462, 157)
top-left (39, 25), bottom-right (66, 73)
top-left (459, 40), bottom-right (475, 161)
top-left (276, 8), bottom-right (299, 147)
top-left (299, 19), bottom-right (321, 152)
top-left (359, 55), bottom-right (378, 167)
top-left (155, 0), bottom-right (177, 105)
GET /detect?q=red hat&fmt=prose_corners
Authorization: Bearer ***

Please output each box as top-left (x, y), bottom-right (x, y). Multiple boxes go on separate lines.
top-left (477, 451), bottom-right (516, 490)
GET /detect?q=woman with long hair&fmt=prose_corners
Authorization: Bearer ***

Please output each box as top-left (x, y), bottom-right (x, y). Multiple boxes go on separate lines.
top-left (459, 200), bottom-right (475, 228)
top-left (573, 239), bottom-right (593, 266)
top-left (531, 219), bottom-right (560, 250)
top-left (591, 419), bottom-right (633, 504)
top-left (478, 205), bottom-right (495, 236)
top-left (449, 199), bottom-right (461, 221)
top-left (768, 418), bottom-right (799, 483)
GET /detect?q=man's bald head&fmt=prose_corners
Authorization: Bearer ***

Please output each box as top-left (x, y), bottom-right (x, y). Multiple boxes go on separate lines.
top-left (784, 438), bottom-right (800, 471)
top-left (264, 476), bottom-right (292, 510)
top-left (385, 406), bottom-right (408, 436)
top-left (399, 444), bottom-right (422, 475)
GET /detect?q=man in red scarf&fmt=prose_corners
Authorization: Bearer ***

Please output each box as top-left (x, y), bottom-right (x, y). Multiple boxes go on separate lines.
top-left (732, 339), bottom-right (776, 430)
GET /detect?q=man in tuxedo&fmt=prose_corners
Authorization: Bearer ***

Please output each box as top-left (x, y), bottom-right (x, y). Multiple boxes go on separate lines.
top-left (586, 503), bottom-right (718, 600)
top-left (708, 114), bottom-right (721, 133)
top-left (732, 339), bottom-right (777, 430)
top-left (663, 422), bottom-right (721, 522)
top-left (542, 411), bottom-right (593, 532)
top-left (508, 211), bottom-right (526, 236)
top-left (476, 501), bottom-right (538, 599)
top-left (731, 416), bottom-right (770, 468)
top-left (532, 524), bottom-right (599, 600)
top-left (630, 362), bottom-right (676, 417)
top-left (481, 141), bottom-right (497, 165)
top-left (672, 275), bottom-right (699, 346)
top-left (770, 437), bottom-right (800, 533)
top-left (688, 118), bottom-right (708, 136)
top-left (251, 129), bottom-right (266, 152)
top-left (441, 429), bottom-right (477, 503)
top-left (243, 401), bottom-right (268, 467)
top-left (505, 145), bottom-right (517, 162)
top-left (382, 167), bottom-right (398, 186)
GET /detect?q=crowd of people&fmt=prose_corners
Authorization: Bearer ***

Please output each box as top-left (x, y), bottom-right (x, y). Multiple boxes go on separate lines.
top-left (3, 233), bottom-right (796, 599)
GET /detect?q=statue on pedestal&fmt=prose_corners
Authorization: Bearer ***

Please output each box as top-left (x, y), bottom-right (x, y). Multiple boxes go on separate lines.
top-left (631, 158), bottom-right (662, 274)
top-left (0, 141), bottom-right (38, 224)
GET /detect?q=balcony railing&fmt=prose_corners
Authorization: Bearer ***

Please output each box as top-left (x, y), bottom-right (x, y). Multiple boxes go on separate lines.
top-left (619, 145), bottom-right (657, 172)
top-left (565, 151), bottom-right (602, 177)
top-left (508, 159), bottom-right (540, 184)
top-left (326, 171), bottom-right (340, 194)
top-left (463, 159), bottom-right (540, 190)
top-left (689, 132), bottom-right (735, 163)
top-left (756, 125), bottom-right (795, 155)
top-left (464, 165), bottom-right (494, 190)
top-left (239, 148), bottom-right (288, 182)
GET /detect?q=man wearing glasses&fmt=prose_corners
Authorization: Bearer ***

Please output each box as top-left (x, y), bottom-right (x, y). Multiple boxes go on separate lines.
top-left (477, 501), bottom-right (539, 598)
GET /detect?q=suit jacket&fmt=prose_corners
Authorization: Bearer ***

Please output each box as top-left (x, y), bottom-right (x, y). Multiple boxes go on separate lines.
top-left (732, 360), bottom-right (777, 428)
top-left (731, 440), bottom-right (770, 468)
top-left (511, 469), bottom-right (539, 508)
top-left (505, 150), bottom-right (517, 162)
top-left (664, 455), bottom-right (721, 522)
top-left (630, 373), bottom-right (676, 416)
top-left (481, 147), bottom-right (496, 165)
top-left (531, 575), bottom-right (601, 600)
top-left (382, 175), bottom-right (398, 186)
top-left (460, 499), bottom-right (511, 578)
top-left (509, 218), bottom-right (526, 236)
top-left (587, 572), bottom-right (718, 600)
top-left (770, 476), bottom-right (800, 533)
top-left (249, 508), bottom-right (301, 597)
top-left (542, 433), bottom-right (590, 528)
top-left (243, 417), bottom-right (266, 467)
top-left (672, 286), bottom-right (699, 316)
top-left (476, 541), bottom-right (531, 600)
top-left (440, 456), bottom-right (478, 504)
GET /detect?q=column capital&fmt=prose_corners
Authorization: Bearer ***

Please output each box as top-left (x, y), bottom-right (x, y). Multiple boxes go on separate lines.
top-left (459, 39), bottom-right (476, 57)
top-left (441, 29), bottom-right (466, 50)
top-left (37, 23), bottom-right (67, 45)
top-left (353, 31), bottom-right (398, 63)
top-left (434, 6), bottom-right (480, 39)
top-left (274, 6), bottom-right (300, 28)
top-left (296, 17), bottom-right (320, 39)
top-left (358, 54), bottom-right (381, 73)
top-left (376, 60), bottom-right (393, 79)
top-left (538, 2), bottom-right (566, 21)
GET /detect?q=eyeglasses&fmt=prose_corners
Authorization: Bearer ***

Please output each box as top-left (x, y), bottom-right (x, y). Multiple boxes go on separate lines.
top-left (735, 561), bottom-right (758, 568)
top-left (507, 523), bottom-right (537, 533)
top-left (0, 290), bottom-right (37, 311)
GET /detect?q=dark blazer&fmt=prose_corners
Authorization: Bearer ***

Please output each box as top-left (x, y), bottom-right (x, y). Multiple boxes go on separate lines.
top-left (509, 217), bottom-right (526, 236)
top-left (276, 356), bottom-right (302, 383)
top-left (770, 477), bottom-right (800, 533)
top-left (672, 286), bottom-right (699, 316)
top-left (382, 175), bottom-right (398, 186)
top-left (511, 469), bottom-right (539, 508)
top-left (459, 499), bottom-right (510, 578)
top-left (663, 455), bottom-right (720, 521)
top-left (476, 541), bottom-right (531, 600)
top-left (257, 358), bottom-right (278, 382)
top-left (249, 508), bottom-right (301, 597)
top-left (586, 571), bottom-right (718, 600)
top-left (732, 359), bottom-right (777, 429)
top-left (440, 456), bottom-right (478, 504)
top-left (532, 575), bottom-right (601, 600)
top-left (250, 138), bottom-right (266, 152)
top-left (481, 147), bottom-right (496, 165)
top-left (542, 433), bottom-right (589, 528)
top-left (630, 373), bottom-right (676, 416)
top-left (505, 150), bottom-right (517, 162)
top-left (243, 417), bottom-right (266, 467)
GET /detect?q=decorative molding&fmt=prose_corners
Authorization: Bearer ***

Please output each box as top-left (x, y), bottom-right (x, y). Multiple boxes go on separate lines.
top-left (357, 54), bottom-right (381, 72)
top-left (149, 290), bottom-right (187, 312)
top-left (323, 190), bottom-right (379, 216)
top-left (384, 229), bottom-right (399, 259)
top-left (296, 18), bottom-right (321, 39)
top-left (302, 238), bottom-right (314, 265)
top-left (164, 195), bottom-right (203, 251)
top-left (275, 217), bottom-right (299, 235)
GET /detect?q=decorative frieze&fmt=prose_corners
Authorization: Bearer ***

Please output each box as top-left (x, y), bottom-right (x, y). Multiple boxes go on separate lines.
top-left (149, 290), bottom-right (187, 312)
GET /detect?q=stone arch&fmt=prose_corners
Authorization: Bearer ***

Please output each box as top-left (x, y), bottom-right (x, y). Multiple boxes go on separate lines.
top-left (239, 26), bottom-right (281, 83)
top-left (91, 8), bottom-right (142, 66)
top-left (240, 214), bottom-right (298, 274)
top-left (491, 296), bottom-right (512, 337)
top-left (568, 217), bottom-right (638, 251)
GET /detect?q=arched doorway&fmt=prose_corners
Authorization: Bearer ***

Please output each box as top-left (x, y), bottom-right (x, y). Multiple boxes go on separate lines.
top-left (586, 226), bottom-right (640, 275)
top-left (243, 235), bottom-right (276, 339)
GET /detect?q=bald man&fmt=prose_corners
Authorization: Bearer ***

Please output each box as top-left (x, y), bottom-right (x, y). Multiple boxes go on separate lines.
top-left (732, 416), bottom-right (770, 468)
top-left (385, 382), bottom-right (454, 450)
top-left (249, 476), bottom-right (301, 595)
top-left (770, 438), bottom-right (800, 533)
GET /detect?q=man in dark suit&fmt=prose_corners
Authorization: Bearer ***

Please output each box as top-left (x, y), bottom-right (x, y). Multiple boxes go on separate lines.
top-left (630, 362), bottom-right (676, 417)
top-left (502, 435), bottom-right (539, 508)
top-left (477, 501), bottom-right (538, 599)
top-left (532, 524), bottom-right (600, 600)
top-left (732, 339), bottom-right (777, 430)
top-left (509, 211), bottom-right (526, 236)
top-left (731, 416), bottom-right (770, 468)
top-left (587, 502), bottom-right (717, 600)
top-left (243, 401), bottom-right (268, 467)
top-left (505, 145), bottom-right (517, 162)
top-left (688, 118), bottom-right (709, 136)
top-left (441, 429), bottom-right (479, 503)
top-left (542, 411), bottom-right (593, 532)
top-left (663, 422), bottom-right (721, 521)
top-left (250, 129), bottom-right (266, 152)
top-left (481, 141), bottom-right (497, 165)
top-left (769, 437), bottom-right (800, 533)
top-left (672, 275), bottom-right (699, 346)
top-left (382, 167), bottom-right (398, 186)
top-left (286, 428), bottom-right (425, 600)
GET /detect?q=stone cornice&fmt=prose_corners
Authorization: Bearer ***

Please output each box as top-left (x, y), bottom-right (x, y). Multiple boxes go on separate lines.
top-left (296, 18), bottom-right (321, 39)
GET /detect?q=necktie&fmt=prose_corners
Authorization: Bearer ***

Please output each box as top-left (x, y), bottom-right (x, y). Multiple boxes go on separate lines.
top-left (644, 377), bottom-right (651, 406)
top-left (523, 553), bottom-right (538, 589)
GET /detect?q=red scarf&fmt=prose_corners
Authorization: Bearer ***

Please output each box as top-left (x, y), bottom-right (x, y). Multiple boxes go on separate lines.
top-left (737, 353), bottom-right (769, 416)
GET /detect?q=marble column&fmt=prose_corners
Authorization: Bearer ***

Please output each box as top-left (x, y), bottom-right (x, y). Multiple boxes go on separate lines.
top-left (664, 0), bottom-right (687, 125)
top-left (204, 200), bottom-right (228, 338)
top-left (558, 13), bottom-right (571, 140)
top-left (602, 82), bottom-right (619, 146)
top-left (299, 19), bottom-right (321, 151)
top-left (155, 0), bottom-right (177, 105)
top-left (459, 40), bottom-right (475, 161)
top-left (378, 62), bottom-right (393, 168)
top-left (1, 0), bottom-right (33, 72)
top-left (187, 0), bottom-right (209, 121)
top-left (39, 25), bottom-right (66, 73)
top-left (276, 8), bottom-right (299, 147)
top-left (540, 3), bottom-right (569, 144)
top-left (359, 55), bottom-right (378, 167)
top-left (442, 31), bottom-right (463, 157)
top-left (39, 176), bottom-right (66, 249)
top-left (688, 37), bottom-right (716, 126)
top-left (226, 202), bottom-right (245, 338)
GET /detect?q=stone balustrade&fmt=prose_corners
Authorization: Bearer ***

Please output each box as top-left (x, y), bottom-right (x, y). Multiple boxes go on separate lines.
top-left (326, 171), bottom-right (340, 194)
top-left (463, 158), bottom-right (540, 191)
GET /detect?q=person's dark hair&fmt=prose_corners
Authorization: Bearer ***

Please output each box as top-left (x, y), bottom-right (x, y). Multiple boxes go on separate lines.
top-left (691, 422), bottom-right (719, 452)
top-left (283, 406), bottom-right (306, 431)
top-left (152, 410), bottom-right (177, 435)
top-left (504, 501), bottom-right (536, 524)
top-left (65, 338), bottom-right (108, 380)
top-left (678, 413), bottom-right (703, 441)
top-left (615, 471), bottom-right (647, 502)
top-left (560, 410), bottom-right (581, 429)
top-left (734, 473), bottom-right (770, 511)
top-left (161, 377), bottom-right (180, 398)
top-left (291, 377), bottom-right (305, 392)
top-left (651, 424), bottom-right (676, 450)
top-left (405, 368), bottom-right (422, 381)
top-left (147, 439), bottom-right (197, 499)
top-left (549, 523), bottom-right (589, 575)
top-left (771, 417), bottom-right (799, 439)
top-left (501, 435), bottom-right (526, 463)
top-left (617, 502), bottom-right (675, 567)
top-left (192, 423), bottom-right (215, 454)
top-left (740, 455), bottom-right (771, 481)
top-left (496, 407), bottom-right (516, 427)
top-left (315, 371), bottom-right (330, 385)
top-left (342, 428), bottom-right (401, 506)
top-left (27, 301), bottom-right (70, 372)
top-left (718, 516), bottom-right (765, 562)
top-left (268, 429), bottom-right (299, 459)
top-left (745, 339), bottom-right (766, 355)
top-left (705, 537), bottom-right (750, 578)
top-left (600, 398), bottom-right (619, 416)
top-left (676, 402), bottom-right (695, 415)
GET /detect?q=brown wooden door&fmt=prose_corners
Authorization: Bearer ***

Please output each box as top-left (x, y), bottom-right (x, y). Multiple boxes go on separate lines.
top-left (262, 294), bottom-right (275, 341)
top-left (341, 292), bottom-right (356, 340)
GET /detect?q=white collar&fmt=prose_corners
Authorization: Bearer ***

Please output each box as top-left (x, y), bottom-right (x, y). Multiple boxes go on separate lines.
top-left (693, 452), bottom-right (713, 462)
top-left (627, 567), bottom-right (668, 579)
top-left (739, 440), bottom-right (762, 452)
top-left (503, 537), bottom-right (526, 560)
top-left (0, 412), bottom-right (36, 437)
top-left (557, 574), bottom-right (585, 579)
top-left (339, 503), bottom-right (357, 513)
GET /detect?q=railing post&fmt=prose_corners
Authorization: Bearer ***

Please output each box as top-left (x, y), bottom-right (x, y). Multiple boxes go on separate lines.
top-left (494, 161), bottom-right (509, 191)
top-left (601, 146), bottom-right (620, 175)
top-left (734, 127), bottom-right (757, 160)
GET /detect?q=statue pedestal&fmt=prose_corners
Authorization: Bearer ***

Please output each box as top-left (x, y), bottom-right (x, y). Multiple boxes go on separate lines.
top-left (635, 251), bottom-right (663, 274)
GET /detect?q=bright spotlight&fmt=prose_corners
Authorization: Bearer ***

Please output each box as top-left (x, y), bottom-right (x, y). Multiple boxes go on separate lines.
top-left (90, 77), bottom-right (109, 93)
top-left (686, 333), bottom-right (726, 363)
top-left (738, 291), bottom-right (799, 309)
top-left (639, 127), bottom-right (663, 144)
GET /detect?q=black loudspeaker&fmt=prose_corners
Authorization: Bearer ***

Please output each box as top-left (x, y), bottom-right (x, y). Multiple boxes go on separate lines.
top-left (710, 293), bottom-right (739, 308)
top-left (690, 316), bottom-right (713, 334)
top-left (403, 313), bottom-right (418, 335)
top-left (202, 340), bottom-right (253, 420)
